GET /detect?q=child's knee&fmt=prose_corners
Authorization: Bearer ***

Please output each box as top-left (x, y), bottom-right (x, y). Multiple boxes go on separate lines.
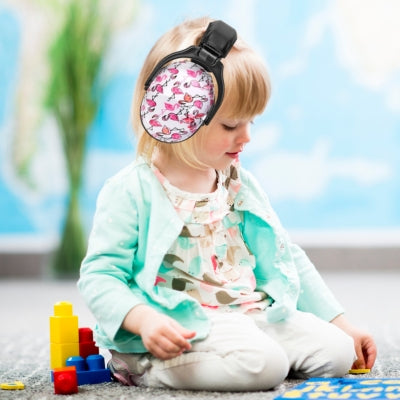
top-left (145, 345), bottom-right (289, 391)
top-left (232, 344), bottom-right (289, 390)
top-left (325, 332), bottom-right (356, 377)
top-left (311, 330), bottom-right (355, 378)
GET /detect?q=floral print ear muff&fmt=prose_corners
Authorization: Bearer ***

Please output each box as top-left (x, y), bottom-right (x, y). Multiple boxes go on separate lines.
top-left (140, 20), bottom-right (237, 143)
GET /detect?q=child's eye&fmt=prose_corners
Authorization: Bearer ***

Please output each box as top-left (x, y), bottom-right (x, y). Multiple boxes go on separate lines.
top-left (222, 124), bottom-right (237, 131)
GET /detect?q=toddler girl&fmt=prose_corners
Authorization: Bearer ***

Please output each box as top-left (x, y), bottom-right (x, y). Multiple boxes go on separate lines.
top-left (78, 16), bottom-right (376, 391)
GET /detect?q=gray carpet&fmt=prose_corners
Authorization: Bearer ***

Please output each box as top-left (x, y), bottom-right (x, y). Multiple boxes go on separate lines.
top-left (0, 271), bottom-right (399, 399)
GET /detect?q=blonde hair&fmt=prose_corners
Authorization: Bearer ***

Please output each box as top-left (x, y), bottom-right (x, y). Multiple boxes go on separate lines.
top-left (131, 17), bottom-right (271, 169)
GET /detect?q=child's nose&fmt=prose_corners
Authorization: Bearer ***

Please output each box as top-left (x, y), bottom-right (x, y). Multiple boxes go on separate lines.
top-left (238, 123), bottom-right (251, 143)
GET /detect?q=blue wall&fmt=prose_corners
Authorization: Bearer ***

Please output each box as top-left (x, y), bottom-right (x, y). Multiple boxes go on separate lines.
top-left (1, 0), bottom-right (399, 242)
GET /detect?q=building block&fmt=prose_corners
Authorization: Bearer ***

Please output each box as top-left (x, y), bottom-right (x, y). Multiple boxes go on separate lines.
top-left (49, 301), bottom-right (79, 369)
top-left (0, 381), bottom-right (25, 390)
top-left (348, 368), bottom-right (371, 374)
top-left (66, 355), bottom-right (111, 385)
top-left (50, 342), bottom-right (80, 370)
top-left (50, 301), bottom-right (79, 343)
top-left (49, 301), bottom-right (110, 387)
top-left (53, 366), bottom-right (78, 394)
top-left (79, 327), bottom-right (99, 359)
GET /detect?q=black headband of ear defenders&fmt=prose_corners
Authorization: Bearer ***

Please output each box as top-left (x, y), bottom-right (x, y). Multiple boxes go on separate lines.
top-left (144, 20), bottom-right (237, 125)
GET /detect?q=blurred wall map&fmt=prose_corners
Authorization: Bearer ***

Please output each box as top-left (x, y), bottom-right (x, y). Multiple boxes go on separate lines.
top-left (1, 0), bottom-right (400, 248)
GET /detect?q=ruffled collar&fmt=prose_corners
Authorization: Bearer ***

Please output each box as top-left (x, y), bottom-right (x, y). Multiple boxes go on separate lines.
top-left (151, 162), bottom-right (242, 224)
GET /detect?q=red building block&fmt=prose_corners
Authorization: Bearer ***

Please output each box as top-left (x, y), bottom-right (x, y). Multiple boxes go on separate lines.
top-left (53, 366), bottom-right (78, 395)
top-left (79, 327), bottom-right (99, 359)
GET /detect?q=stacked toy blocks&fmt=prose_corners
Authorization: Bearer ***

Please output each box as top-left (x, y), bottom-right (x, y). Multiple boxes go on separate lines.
top-left (49, 301), bottom-right (111, 394)
top-left (50, 301), bottom-right (79, 369)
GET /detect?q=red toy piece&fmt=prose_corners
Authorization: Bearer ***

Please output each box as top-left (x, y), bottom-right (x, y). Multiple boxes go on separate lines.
top-left (53, 366), bottom-right (78, 394)
top-left (79, 327), bottom-right (99, 359)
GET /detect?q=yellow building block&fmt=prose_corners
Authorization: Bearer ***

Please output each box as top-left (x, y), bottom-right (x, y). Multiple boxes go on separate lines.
top-left (54, 301), bottom-right (73, 315)
top-left (0, 381), bottom-right (25, 390)
top-left (49, 301), bottom-right (79, 369)
top-left (50, 341), bottom-right (80, 369)
top-left (348, 368), bottom-right (371, 374)
top-left (50, 301), bottom-right (79, 344)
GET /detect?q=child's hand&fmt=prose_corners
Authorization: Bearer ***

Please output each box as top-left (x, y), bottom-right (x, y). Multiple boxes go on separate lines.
top-left (350, 331), bottom-right (376, 370)
top-left (122, 304), bottom-right (196, 360)
top-left (139, 312), bottom-right (196, 360)
top-left (331, 314), bottom-right (377, 370)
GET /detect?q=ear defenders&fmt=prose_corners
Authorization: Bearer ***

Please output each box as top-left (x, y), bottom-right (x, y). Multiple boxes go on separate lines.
top-left (140, 20), bottom-right (237, 143)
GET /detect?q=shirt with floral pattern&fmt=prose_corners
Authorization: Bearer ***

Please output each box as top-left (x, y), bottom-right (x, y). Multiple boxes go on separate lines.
top-left (152, 163), bottom-right (271, 312)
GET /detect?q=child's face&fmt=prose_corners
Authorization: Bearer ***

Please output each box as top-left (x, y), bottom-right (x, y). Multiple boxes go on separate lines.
top-left (197, 115), bottom-right (252, 170)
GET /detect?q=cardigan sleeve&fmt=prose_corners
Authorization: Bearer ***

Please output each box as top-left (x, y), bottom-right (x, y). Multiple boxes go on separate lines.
top-left (238, 165), bottom-right (344, 322)
top-left (290, 242), bottom-right (345, 321)
top-left (78, 175), bottom-right (148, 341)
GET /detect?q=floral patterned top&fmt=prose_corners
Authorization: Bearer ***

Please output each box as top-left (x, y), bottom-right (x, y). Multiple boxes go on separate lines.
top-left (152, 163), bottom-right (271, 312)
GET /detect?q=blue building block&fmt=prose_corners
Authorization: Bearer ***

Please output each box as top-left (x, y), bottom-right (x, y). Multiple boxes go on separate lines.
top-left (79, 368), bottom-right (111, 385)
top-left (66, 355), bottom-right (112, 385)
top-left (50, 355), bottom-right (112, 386)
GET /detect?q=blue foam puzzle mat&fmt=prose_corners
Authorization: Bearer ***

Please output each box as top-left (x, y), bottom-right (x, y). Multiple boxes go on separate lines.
top-left (274, 377), bottom-right (400, 399)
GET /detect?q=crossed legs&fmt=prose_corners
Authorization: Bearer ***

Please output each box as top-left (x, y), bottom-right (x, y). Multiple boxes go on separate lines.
top-left (109, 310), bottom-right (355, 391)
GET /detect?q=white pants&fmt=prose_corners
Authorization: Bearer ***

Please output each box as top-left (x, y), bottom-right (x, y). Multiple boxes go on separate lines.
top-left (111, 310), bottom-right (356, 391)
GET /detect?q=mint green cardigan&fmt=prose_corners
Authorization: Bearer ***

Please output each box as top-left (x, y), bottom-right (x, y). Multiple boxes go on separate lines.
top-left (78, 158), bottom-right (343, 353)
